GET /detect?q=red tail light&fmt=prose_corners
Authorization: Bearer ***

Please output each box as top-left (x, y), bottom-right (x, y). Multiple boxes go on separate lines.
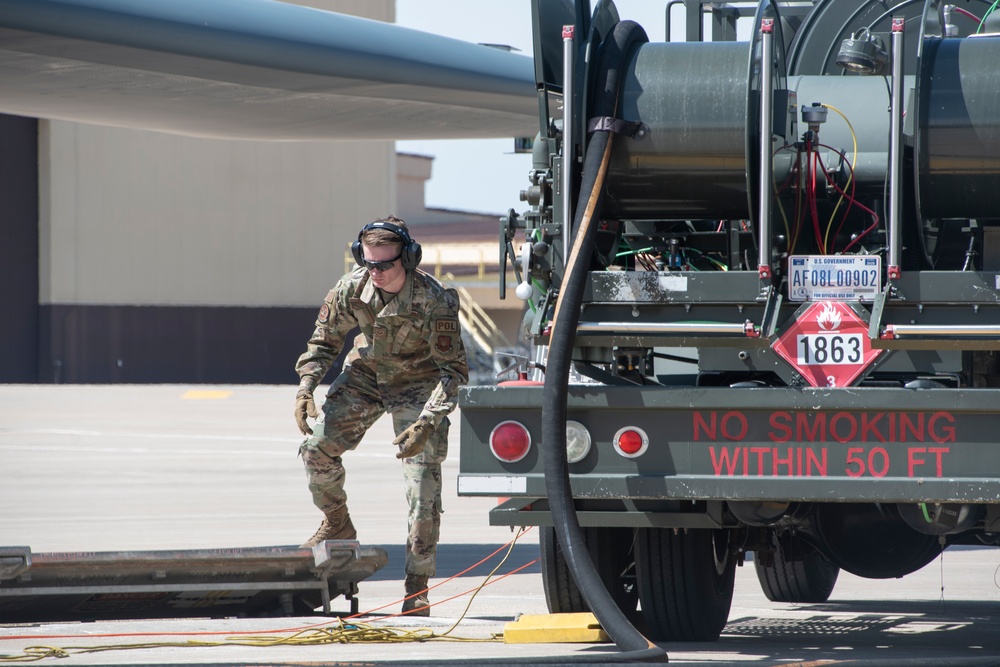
top-left (613, 426), bottom-right (648, 458)
top-left (489, 421), bottom-right (531, 462)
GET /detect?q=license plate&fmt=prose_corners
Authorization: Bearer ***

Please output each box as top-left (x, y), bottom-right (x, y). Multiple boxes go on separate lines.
top-left (788, 255), bottom-right (881, 302)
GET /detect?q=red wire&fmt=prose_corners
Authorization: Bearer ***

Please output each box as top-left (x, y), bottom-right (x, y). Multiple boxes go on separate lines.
top-left (812, 146), bottom-right (880, 253)
top-left (951, 6), bottom-right (982, 25)
top-left (841, 214), bottom-right (882, 253)
top-left (816, 143), bottom-right (858, 252)
top-left (366, 558), bottom-right (540, 622)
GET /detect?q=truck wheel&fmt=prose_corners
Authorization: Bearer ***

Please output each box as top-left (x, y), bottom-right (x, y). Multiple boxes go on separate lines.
top-left (539, 525), bottom-right (639, 619)
top-left (540, 525), bottom-right (585, 613)
top-left (635, 527), bottom-right (736, 642)
top-left (754, 533), bottom-right (839, 603)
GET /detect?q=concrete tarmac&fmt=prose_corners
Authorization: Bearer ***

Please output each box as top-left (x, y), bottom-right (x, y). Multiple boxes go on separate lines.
top-left (2, 384), bottom-right (1000, 666)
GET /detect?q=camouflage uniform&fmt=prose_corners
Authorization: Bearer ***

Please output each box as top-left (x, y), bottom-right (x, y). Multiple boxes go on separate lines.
top-left (295, 266), bottom-right (468, 578)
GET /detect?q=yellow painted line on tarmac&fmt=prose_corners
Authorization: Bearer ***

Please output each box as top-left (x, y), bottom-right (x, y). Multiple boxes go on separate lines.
top-left (181, 389), bottom-right (233, 399)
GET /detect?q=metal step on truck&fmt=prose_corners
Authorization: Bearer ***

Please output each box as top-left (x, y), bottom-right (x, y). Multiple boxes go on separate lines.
top-left (457, 0), bottom-right (1000, 643)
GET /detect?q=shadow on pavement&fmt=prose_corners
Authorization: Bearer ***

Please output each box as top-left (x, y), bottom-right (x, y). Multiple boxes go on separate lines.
top-left (366, 542), bottom-right (541, 581)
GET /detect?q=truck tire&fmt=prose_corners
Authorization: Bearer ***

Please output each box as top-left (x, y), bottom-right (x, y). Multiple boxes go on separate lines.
top-left (754, 533), bottom-right (840, 603)
top-left (635, 527), bottom-right (736, 642)
top-left (539, 525), bottom-right (639, 619)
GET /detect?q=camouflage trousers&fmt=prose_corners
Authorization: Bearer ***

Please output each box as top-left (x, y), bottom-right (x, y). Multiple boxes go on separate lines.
top-left (298, 374), bottom-right (447, 578)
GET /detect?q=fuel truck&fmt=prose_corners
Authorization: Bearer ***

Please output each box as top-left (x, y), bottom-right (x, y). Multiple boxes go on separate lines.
top-left (456, 0), bottom-right (1000, 642)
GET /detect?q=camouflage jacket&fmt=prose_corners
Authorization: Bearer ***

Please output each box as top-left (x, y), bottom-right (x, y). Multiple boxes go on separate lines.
top-left (295, 267), bottom-right (469, 425)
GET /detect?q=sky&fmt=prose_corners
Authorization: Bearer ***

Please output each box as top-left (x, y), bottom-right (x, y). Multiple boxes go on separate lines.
top-left (394, 1), bottom-right (674, 216)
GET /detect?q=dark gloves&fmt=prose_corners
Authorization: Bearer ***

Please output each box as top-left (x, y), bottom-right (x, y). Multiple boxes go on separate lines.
top-left (294, 387), bottom-right (319, 436)
top-left (393, 417), bottom-right (435, 459)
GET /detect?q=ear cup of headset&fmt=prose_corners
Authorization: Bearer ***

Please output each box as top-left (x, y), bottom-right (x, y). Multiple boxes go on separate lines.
top-left (351, 240), bottom-right (365, 267)
top-left (354, 222), bottom-right (421, 270)
top-left (400, 241), bottom-right (422, 270)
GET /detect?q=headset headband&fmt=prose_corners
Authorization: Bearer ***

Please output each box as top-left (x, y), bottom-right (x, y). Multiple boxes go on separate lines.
top-left (352, 220), bottom-right (422, 270)
top-left (358, 221), bottom-right (412, 245)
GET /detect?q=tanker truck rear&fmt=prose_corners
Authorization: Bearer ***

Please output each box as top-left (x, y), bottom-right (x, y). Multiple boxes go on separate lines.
top-left (457, 0), bottom-right (1000, 642)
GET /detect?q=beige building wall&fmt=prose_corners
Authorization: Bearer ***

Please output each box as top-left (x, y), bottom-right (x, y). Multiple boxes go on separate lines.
top-left (38, 0), bottom-right (396, 309)
top-left (396, 152), bottom-right (434, 224)
top-left (23, 0), bottom-right (527, 383)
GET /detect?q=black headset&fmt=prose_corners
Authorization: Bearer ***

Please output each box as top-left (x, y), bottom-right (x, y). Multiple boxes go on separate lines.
top-left (351, 220), bottom-right (422, 271)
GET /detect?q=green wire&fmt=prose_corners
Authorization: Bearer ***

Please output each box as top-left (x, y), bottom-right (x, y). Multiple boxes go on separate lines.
top-left (616, 246), bottom-right (654, 258)
top-left (977, 0), bottom-right (1000, 33)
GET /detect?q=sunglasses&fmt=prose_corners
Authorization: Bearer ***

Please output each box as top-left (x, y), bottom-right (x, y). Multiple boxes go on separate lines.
top-left (361, 253), bottom-right (402, 272)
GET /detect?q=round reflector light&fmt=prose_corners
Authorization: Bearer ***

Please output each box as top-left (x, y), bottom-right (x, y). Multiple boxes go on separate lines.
top-left (613, 426), bottom-right (649, 458)
top-left (565, 420), bottom-right (591, 463)
top-left (489, 420), bottom-right (531, 463)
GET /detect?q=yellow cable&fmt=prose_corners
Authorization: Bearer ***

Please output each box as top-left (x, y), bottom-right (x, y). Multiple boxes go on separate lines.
top-left (439, 526), bottom-right (528, 637)
top-left (0, 529), bottom-right (533, 662)
top-left (0, 612), bottom-right (493, 662)
top-left (820, 103), bottom-right (858, 253)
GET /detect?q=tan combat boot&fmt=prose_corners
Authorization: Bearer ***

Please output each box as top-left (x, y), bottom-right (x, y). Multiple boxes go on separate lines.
top-left (401, 574), bottom-right (430, 616)
top-left (300, 506), bottom-right (357, 547)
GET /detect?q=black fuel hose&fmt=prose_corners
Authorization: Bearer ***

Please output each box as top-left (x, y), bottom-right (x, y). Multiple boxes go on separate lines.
top-left (540, 19), bottom-right (667, 663)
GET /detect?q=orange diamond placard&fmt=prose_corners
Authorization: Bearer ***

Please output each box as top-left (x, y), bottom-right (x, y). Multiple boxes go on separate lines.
top-left (772, 301), bottom-right (883, 388)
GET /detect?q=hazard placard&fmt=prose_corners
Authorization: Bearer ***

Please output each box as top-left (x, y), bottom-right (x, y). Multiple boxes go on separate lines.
top-left (772, 301), bottom-right (883, 388)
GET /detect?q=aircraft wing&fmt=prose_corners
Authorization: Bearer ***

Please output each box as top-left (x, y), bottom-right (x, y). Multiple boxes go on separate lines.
top-left (0, 0), bottom-right (538, 140)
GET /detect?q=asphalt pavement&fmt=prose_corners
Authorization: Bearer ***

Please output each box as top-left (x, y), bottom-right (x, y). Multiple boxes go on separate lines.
top-left (2, 384), bottom-right (1000, 666)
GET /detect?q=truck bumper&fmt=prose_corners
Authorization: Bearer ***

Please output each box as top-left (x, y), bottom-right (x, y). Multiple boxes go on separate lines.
top-left (458, 385), bottom-right (1000, 504)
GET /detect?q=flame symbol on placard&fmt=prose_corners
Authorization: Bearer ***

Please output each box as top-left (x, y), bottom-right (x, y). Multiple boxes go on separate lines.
top-left (817, 302), bottom-right (841, 331)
